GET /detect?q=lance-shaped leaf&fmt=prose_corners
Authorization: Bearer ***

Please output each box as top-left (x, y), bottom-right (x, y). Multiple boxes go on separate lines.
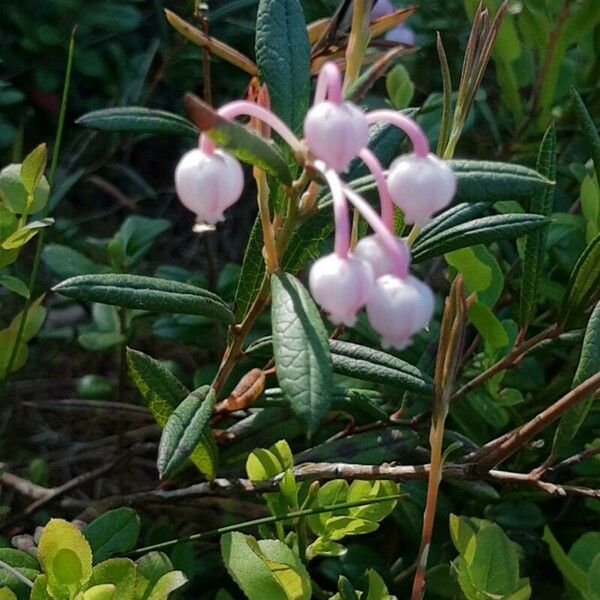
top-left (20, 143), bottom-right (47, 197)
top-left (552, 302), bottom-right (600, 457)
top-left (411, 214), bottom-right (548, 263)
top-left (271, 272), bottom-right (332, 434)
top-left (449, 159), bottom-right (553, 202)
top-left (571, 87), bottom-right (600, 185)
top-left (76, 107), bottom-right (199, 138)
top-left (127, 349), bottom-right (218, 480)
top-left (329, 340), bottom-right (433, 395)
top-left (165, 9), bottom-right (257, 76)
top-left (184, 94), bottom-right (293, 184)
top-left (157, 385), bottom-right (217, 479)
top-left (1, 219), bottom-right (54, 250)
top-left (53, 274), bottom-right (234, 323)
top-left (255, 0), bottom-right (310, 132)
top-left (520, 125), bottom-right (557, 328)
top-left (560, 232), bottom-right (600, 326)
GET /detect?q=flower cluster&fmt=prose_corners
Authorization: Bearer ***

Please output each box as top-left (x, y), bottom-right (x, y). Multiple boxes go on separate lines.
top-left (175, 62), bottom-right (456, 350)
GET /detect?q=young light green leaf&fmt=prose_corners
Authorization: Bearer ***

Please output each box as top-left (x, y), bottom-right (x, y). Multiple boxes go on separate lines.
top-left (1, 219), bottom-right (54, 250)
top-left (365, 569), bottom-right (391, 600)
top-left (386, 64), bottom-right (414, 109)
top-left (184, 94), bottom-right (293, 184)
top-left (571, 87), bottom-right (600, 185)
top-left (81, 584), bottom-right (115, 600)
top-left (0, 588), bottom-right (17, 600)
top-left (53, 274), bottom-right (234, 323)
top-left (76, 107), bottom-right (198, 138)
top-left (255, 0), bottom-right (310, 132)
top-left (449, 159), bottom-right (553, 202)
top-left (329, 340), bottom-right (433, 395)
top-left (552, 302), bottom-right (600, 456)
top-left (560, 232), bottom-right (600, 326)
top-left (519, 125), bottom-right (557, 327)
top-left (157, 385), bottom-right (217, 479)
top-left (20, 144), bottom-right (47, 197)
top-left (146, 571), bottom-right (188, 600)
top-left (84, 508), bottom-right (141, 563)
top-left (271, 272), bottom-right (333, 434)
top-left (411, 214), bottom-right (548, 263)
top-left (0, 164), bottom-right (50, 215)
top-left (88, 559), bottom-right (135, 600)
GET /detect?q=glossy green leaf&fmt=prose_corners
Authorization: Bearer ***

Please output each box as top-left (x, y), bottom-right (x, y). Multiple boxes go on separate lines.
top-left (84, 508), bottom-right (141, 563)
top-left (37, 519), bottom-right (93, 600)
top-left (53, 274), bottom-right (234, 323)
top-left (411, 214), bottom-right (548, 263)
top-left (560, 232), bottom-right (600, 326)
top-left (0, 164), bottom-right (50, 215)
top-left (329, 340), bottom-right (433, 395)
top-left (271, 271), bottom-right (333, 434)
top-left (416, 202), bottom-right (489, 246)
top-left (88, 559), bottom-right (135, 600)
top-left (76, 107), bottom-right (198, 138)
top-left (519, 125), bottom-right (557, 327)
top-left (552, 302), bottom-right (600, 456)
top-left (255, 0), bottom-right (310, 132)
top-left (221, 533), bottom-right (311, 600)
top-left (571, 89), bottom-right (600, 185)
top-left (157, 385), bottom-right (217, 479)
top-left (543, 527), bottom-right (588, 592)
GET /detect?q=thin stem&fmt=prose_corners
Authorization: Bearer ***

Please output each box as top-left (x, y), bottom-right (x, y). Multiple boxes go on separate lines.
top-left (0, 559), bottom-right (33, 588)
top-left (314, 161), bottom-right (350, 258)
top-left (359, 147), bottom-right (393, 230)
top-left (0, 30), bottom-right (75, 403)
top-left (366, 109), bottom-right (430, 157)
top-left (218, 100), bottom-right (303, 154)
top-left (130, 494), bottom-right (403, 555)
top-left (344, 185), bottom-right (409, 278)
top-left (200, 133), bottom-right (215, 153)
top-left (254, 167), bottom-right (279, 272)
top-left (314, 61), bottom-right (343, 105)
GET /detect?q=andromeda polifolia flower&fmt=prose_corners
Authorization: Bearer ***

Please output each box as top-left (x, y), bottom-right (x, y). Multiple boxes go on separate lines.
top-left (353, 234), bottom-right (410, 279)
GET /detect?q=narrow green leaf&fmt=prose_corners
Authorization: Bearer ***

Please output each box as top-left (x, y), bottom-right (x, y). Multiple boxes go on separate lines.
top-left (450, 159), bottom-right (553, 202)
top-left (416, 202), bottom-right (489, 246)
top-left (552, 302), bottom-right (600, 456)
top-left (84, 508), bottom-right (141, 563)
top-left (520, 125), bottom-right (557, 327)
top-left (411, 214), bottom-right (548, 263)
top-left (271, 272), bottom-right (332, 434)
top-left (76, 107), bottom-right (198, 138)
top-left (157, 385), bottom-right (216, 479)
top-left (0, 275), bottom-right (30, 298)
top-left (53, 274), bottom-right (234, 323)
top-left (329, 340), bottom-right (433, 394)
top-left (184, 94), bottom-right (292, 184)
top-left (571, 87), bottom-right (600, 185)
top-left (560, 232), bottom-right (600, 326)
top-left (20, 144), bottom-right (47, 196)
top-left (255, 0), bottom-right (310, 132)
top-left (127, 348), bottom-right (218, 479)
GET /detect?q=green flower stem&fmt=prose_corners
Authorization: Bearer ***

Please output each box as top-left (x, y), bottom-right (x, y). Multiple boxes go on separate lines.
top-left (129, 493), bottom-right (403, 555)
top-left (0, 30), bottom-right (75, 403)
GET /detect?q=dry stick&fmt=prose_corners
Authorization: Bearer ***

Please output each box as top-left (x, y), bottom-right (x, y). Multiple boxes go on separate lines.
top-left (547, 444), bottom-right (600, 475)
top-left (472, 370), bottom-right (600, 472)
top-left (0, 465), bottom-right (49, 500)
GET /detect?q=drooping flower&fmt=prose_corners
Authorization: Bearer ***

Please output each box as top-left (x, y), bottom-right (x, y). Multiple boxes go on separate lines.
top-left (175, 148), bottom-right (244, 224)
top-left (366, 274), bottom-right (434, 350)
top-left (353, 234), bottom-right (410, 279)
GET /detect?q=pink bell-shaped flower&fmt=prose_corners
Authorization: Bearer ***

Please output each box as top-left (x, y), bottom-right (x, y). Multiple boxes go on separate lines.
top-left (309, 253), bottom-right (374, 326)
top-left (303, 101), bottom-right (369, 172)
top-left (387, 153), bottom-right (456, 225)
top-left (175, 148), bottom-right (244, 225)
top-left (353, 234), bottom-right (410, 279)
top-left (366, 274), bottom-right (434, 350)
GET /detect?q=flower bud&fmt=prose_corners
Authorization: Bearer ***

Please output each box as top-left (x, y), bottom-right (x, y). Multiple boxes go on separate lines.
top-left (175, 148), bottom-right (244, 225)
top-left (353, 234), bottom-right (410, 279)
top-left (304, 101), bottom-right (369, 172)
top-left (366, 274), bottom-right (434, 350)
top-left (309, 253), bottom-right (374, 326)
top-left (387, 153), bottom-right (456, 225)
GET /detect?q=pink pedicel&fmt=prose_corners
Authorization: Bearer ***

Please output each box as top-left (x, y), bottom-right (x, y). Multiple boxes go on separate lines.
top-left (309, 253), bottom-right (374, 326)
top-left (175, 147), bottom-right (244, 225)
top-left (354, 234), bottom-right (410, 279)
top-left (386, 153), bottom-right (457, 225)
top-left (304, 101), bottom-right (369, 172)
top-left (366, 274), bottom-right (435, 350)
